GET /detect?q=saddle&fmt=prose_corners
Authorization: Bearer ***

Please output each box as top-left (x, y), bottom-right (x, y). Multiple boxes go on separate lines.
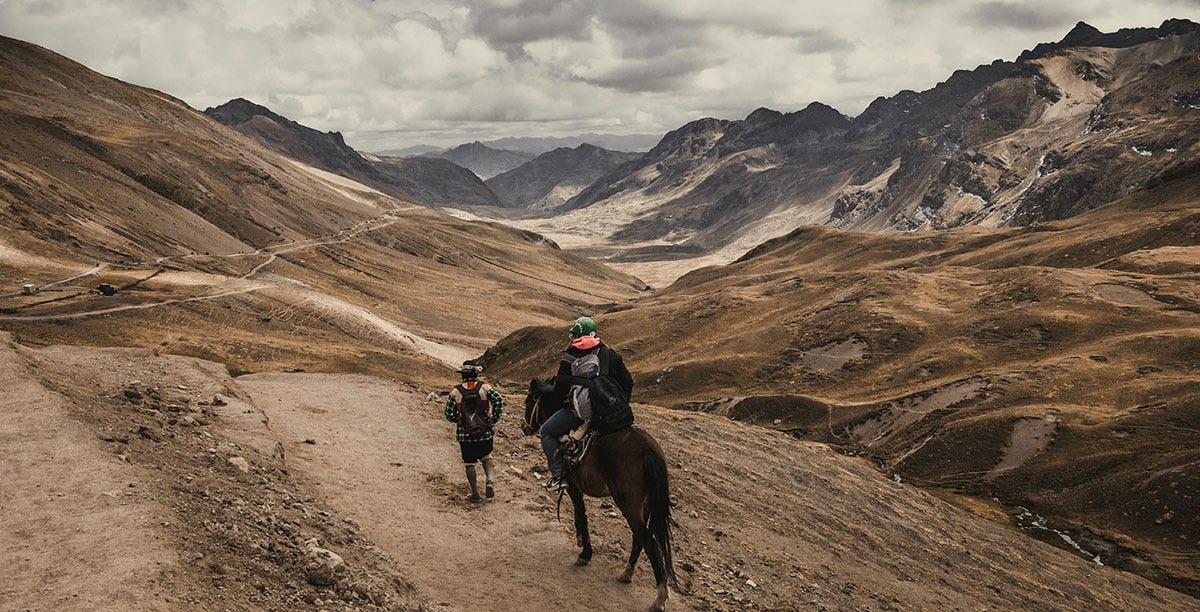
top-left (557, 420), bottom-right (599, 467)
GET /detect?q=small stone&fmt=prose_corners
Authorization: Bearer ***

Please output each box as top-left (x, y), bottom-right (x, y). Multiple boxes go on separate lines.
top-left (227, 456), bottom-right (250, 472)
top-left (212, 395), bottom-right (227, 406)
top-left (123, 388), bottom-right (143, 402)
top-left (746, 578), bottom-right (758, 589)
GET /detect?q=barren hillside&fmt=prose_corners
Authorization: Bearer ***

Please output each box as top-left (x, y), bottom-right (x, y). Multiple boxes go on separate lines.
top-left (0, 35), bottom-right (643, 387)
top-left (486, 169), bottom-right (1200, 595)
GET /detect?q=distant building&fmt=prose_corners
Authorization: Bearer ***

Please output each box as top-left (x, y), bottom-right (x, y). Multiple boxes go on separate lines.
top-left (98, 283), bottom-right (117, 296)
top-left (21, 284), bottom-right (37, 295)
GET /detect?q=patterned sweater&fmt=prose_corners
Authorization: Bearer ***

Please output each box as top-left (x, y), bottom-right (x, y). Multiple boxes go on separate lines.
top-left (444, 380), bottom-right (504, 442)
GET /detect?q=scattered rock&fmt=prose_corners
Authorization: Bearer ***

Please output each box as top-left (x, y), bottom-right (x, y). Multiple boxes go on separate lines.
top-left (212, 395), bottom-right (227, 406)
top-left (137, 426), bottom-right (161, 442)
top-left (227, 456), bottom-right (251, 473)
top-left (303, 439), bottom-right (317, 445)
top-left (122, 388), bottom-right (142, 402)
top-left (304, 538), bottom-right (346, 586)
top-left (426, 391), bottom-right (439, 402)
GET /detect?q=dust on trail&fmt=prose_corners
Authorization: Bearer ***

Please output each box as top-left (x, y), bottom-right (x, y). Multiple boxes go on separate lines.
top-left (239, 373), bottom-right (669, 611)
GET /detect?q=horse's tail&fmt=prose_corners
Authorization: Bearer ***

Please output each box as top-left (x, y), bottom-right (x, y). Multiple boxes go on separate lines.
top-left (644, 450), bottom-right (676, 587)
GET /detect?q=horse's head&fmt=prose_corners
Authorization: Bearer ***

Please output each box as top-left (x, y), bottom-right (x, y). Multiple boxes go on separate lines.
top-left (523, 376), bottom-right (558, 435)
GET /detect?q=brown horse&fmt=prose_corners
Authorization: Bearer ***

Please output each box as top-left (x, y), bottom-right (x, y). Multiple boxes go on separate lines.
top-left (524, 376), bottom-right (676, 611)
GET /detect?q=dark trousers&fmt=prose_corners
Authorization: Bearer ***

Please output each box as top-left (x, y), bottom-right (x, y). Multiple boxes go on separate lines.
top-left (540, 408), bottom-right (582, 479)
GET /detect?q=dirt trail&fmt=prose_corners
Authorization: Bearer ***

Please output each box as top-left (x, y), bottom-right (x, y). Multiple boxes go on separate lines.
top-left (239, 373), bottom-right (670, 611)
top-left (239, 372), bottom-right (1196, 611)
top-left (3, 337), bottom-right (1195, 610)
top-left (0, 337), bottom-right (180, 610)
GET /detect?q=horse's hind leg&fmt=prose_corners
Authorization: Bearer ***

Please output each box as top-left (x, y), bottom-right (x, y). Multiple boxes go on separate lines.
top-left (643, 533), bottom-right (669, 611)
top-left (567, 484), bottom-right (592, 565)
top-left (618, 515), bottom-right (645, 583)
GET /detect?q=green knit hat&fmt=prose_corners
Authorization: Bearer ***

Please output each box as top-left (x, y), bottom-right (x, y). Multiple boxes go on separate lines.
top-left (569, 316), bottom-right (597, 338)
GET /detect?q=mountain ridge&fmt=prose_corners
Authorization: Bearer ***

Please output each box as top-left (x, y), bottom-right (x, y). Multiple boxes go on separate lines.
top-left (204, 99), bottom-right (506, 208)
top-left (485, 143), bottom-right (642, 209)
top-left (522, 19), bottom-right (1200, 267)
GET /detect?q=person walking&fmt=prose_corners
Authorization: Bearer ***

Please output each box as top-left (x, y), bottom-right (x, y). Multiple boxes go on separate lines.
top-left (444, 362), bottom-right (504, 502)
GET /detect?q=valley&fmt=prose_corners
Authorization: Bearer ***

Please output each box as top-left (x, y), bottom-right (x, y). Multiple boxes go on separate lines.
top-left (2, 14), bottom-right (1199, 612)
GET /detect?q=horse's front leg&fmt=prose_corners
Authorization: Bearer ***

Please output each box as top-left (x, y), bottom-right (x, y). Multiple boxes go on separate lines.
top-left (567, 482), bottom-right (593, 565)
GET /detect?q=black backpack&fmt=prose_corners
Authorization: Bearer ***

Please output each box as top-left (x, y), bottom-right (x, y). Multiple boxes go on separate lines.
top-left (456, 383), bottom-right (490, 436)
top-left (567, 347), bottom-right (634, 435)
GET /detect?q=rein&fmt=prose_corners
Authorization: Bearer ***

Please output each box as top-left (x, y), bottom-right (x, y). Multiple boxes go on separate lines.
top-left (523, 393), bottom-right (544, 433)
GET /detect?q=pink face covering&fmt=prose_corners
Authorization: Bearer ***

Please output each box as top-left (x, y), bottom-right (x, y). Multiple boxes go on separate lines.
top-left (571, 335), bottom-right (600, 350)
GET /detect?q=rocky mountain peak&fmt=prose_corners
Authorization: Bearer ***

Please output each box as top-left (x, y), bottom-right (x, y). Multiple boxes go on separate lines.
top-left (204, 97), bottom-right (279, 126)
top-left (745, 107), bottom-right (784, 123)
top-left (1060, 21), bottom-right (1104, 46)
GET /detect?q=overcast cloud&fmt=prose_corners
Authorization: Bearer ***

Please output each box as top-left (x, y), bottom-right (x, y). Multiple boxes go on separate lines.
top-left (0, 0), bottom-right (1195, 150)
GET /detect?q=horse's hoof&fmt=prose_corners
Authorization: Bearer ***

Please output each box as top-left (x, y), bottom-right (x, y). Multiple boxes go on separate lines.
top-left (576, 534), bottom-right (584, 548)
top-left (575, 557), bottom-right (590, 567)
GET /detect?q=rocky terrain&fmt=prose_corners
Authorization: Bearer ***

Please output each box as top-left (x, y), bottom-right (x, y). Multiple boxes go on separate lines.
top-left (485, 143), bottom-right (641, 210)
top-left (6, 333), bottom-right (1196, 611)
top-left (204, 98), bottom-right (504, 209)
top-left (487, 166), bottom-right (1200, 596)
top-left (419, 141), bottom-right (534, 180)
top-left (512, 19), bottom-right (1200, 282)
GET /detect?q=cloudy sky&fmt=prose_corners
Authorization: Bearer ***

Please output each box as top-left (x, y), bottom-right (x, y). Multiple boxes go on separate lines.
top-left (1, 0), bottom-right (1195, 150)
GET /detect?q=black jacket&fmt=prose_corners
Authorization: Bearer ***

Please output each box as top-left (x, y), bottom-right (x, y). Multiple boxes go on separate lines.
top-left (553, 342), bottom-right (633, 407)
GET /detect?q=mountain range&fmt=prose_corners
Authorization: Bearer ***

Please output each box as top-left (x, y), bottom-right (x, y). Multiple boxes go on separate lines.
top-left (203, 98), bottom-right (505, 208)
top-left (485, 143), bottom-right (642, 209)
top-left (417, 141), bottom-right (534, 179)
top-left (529, 19), bottom-right (1200, 264)
top-left (377, 132), bottom-right (660, 158)
top-left (0, 34), bottom-right (641, 383)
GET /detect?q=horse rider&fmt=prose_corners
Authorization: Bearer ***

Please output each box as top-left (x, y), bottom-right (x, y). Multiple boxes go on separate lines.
top-left (540, 317), bottom-right (633, 492)
top-left (444, 361), bottom-right (504, 502)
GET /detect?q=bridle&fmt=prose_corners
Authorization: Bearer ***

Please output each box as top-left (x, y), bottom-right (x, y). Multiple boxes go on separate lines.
top-left (523, 385), bottom-right (546, 434)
